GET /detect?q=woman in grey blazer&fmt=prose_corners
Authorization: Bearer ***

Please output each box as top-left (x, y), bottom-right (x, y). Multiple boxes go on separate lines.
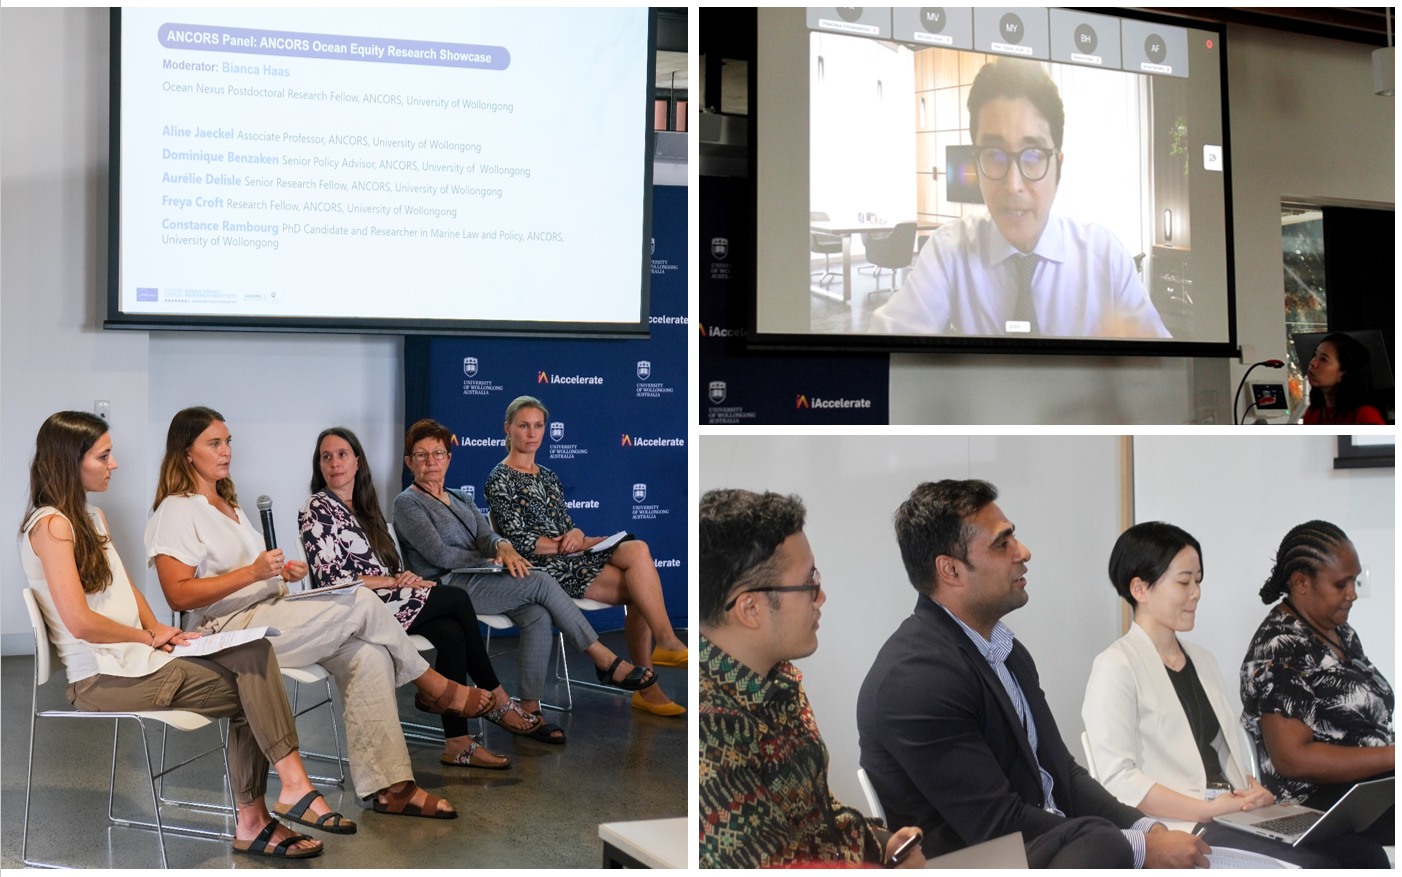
top-left (393, 419), bottom-right (658, 736)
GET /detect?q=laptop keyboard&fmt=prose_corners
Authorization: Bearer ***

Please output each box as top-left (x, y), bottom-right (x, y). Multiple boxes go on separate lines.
top-left (1255, 812), bottom-right (1321, 836)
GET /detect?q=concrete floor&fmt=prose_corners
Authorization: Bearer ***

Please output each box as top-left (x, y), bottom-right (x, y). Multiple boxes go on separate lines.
top-left (1, 630), bottom-right (687, 869)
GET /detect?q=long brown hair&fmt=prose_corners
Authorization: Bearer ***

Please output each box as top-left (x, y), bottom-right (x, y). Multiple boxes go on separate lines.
top-left (311, 427), bottom-right (401, 574)
top-left (153, 406), bottom-right (239, 511)
top-left (24, 411), bottom-right (114, 594)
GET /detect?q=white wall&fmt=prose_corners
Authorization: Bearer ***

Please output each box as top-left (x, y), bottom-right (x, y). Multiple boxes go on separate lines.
top-left (890, 25), bottom-right (1394, 424)
top-left (1134, 435), bottom-right (1396, 718)
top-left (1, 9), bottom-right (421, 649)
top-left (700, 435), bottom-right (1125, 815)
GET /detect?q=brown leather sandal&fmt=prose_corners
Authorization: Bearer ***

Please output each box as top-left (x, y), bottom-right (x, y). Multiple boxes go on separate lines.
top-left (414, 680), bottom-right (493, 719)
top-left (370, 782), bottom-right (457, 819)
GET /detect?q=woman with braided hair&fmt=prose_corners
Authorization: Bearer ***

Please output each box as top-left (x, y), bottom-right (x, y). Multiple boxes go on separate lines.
top-left (1240, 520), bottom-right (1393, 866)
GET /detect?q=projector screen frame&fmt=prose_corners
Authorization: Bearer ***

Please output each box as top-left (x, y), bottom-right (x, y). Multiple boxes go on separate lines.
top-left (105, 7), bottom-right (658, 339)
top-left (744, 6), bottom-right (1240, 358)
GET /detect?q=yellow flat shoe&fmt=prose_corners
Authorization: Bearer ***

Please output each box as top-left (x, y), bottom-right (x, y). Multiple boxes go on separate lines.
top-left (650, 646), bottom-right (688, 668)
top-left (632, 691), bottom-right (685, 717)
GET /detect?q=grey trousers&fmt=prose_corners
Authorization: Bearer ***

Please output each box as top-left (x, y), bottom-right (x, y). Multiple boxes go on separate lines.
top-left (449, 570), bottom-right (598, 701)
top-left (231, 588), bottom-right (430, 799)
top-left (67, 638), bottom-right (296, 805)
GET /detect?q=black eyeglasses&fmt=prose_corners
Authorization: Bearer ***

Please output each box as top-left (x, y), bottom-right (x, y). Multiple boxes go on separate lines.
top-left (975, 146), bottom-right (1060, 182)
top-left (724, 568), bottom-right (822, 612)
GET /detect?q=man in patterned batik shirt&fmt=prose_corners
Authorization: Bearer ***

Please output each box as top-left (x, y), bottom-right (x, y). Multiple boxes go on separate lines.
top-left (698, 488), bottom-right (924, 869)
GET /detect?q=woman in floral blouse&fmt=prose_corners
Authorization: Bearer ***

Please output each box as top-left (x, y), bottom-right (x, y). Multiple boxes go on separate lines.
top-left (485, 396), bottom-right (687, 717)
top-left (1240, 520), bottom-right (1392, 866)
top-left (300, 427), bottom-right (561, 758)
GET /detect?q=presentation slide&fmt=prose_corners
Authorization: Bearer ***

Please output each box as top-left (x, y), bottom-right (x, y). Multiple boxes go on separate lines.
top-left (753, 7), bottom-right (1235, 354)
top-left (117, 8), bottom-right (650, 328)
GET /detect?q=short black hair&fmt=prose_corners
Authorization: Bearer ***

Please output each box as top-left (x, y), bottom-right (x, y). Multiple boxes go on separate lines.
top-left (893, 480), bottom-right (998, 595)
top-left (699, 489), bottom-right (806, 628)
top-left (1108, 522), bottom-right (1203, 609)
top-left (1260, 520), bottom-right (1350, 604)
top-left (968, 59), bottom-right (1066, 151)
top-left (1308, 332), bottom-right (1376, 415)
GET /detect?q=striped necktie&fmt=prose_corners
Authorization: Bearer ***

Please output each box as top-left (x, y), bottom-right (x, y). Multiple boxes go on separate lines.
top-left (1010, 253), bottom-right (1040, 335)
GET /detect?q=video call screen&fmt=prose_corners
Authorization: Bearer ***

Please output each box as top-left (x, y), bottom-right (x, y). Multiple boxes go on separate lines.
top-left (753, 7), bottom-right (1236, 355)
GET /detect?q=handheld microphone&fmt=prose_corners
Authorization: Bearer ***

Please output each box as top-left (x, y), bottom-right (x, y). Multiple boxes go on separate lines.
top-left (256, 495), bottom-right (277, 551)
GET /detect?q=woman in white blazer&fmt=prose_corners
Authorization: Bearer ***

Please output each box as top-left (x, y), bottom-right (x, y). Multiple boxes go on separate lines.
top-left (1082, 522), bottom-right (1275, 829)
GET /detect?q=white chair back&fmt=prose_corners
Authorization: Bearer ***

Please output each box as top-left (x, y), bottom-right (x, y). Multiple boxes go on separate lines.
top-left (857, 767), bottom-right (887, 824)
top-left (1080, 730), bottom-right (1100, 781)
top-left (1237, 722), bottom-right (1260, 781)
top-left (21, 589), bottom-right (53, 686)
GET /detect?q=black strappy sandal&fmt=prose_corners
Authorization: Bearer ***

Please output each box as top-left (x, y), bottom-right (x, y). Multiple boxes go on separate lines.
top-left (232, 819), bottom-right (324, 858)
top-left (273, 790), bottom-right (357, 834)
top-left (595, 656), bottom-right (658, 691)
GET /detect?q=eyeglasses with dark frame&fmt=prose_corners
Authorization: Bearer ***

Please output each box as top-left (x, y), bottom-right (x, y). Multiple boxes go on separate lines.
top-left (974, 146), bottom-right (1060, 182)
top-left (724, 568), bottom-right (822, 612)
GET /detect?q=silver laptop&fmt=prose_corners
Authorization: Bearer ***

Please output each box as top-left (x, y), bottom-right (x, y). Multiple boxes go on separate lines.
top-left (926, 832), bottom-right (1028, 869)
top-left (1213, 777), bottom-right (1393, 847)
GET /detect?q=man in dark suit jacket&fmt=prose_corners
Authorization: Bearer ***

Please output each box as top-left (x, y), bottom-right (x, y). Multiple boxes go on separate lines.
top-left (857, 479), bottom-right (1210, 868)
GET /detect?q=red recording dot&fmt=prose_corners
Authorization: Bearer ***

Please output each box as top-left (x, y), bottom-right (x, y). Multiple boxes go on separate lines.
top-left (1206, 39), bottom-right (1214, 49)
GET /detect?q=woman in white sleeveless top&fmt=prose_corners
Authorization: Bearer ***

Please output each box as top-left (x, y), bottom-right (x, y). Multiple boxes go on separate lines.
top-left (20, 411), bottom-right (353, 859)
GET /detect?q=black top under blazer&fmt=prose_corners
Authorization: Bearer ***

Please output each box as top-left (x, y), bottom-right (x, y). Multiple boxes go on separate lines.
top-left (856, 595), bottom-right (1144, 857)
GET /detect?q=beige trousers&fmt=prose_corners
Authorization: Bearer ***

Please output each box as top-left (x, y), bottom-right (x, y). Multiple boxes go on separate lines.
top-left (229, 588), bottom-right (430, 799)
top-left (67, 638), bottom-right (296, 804)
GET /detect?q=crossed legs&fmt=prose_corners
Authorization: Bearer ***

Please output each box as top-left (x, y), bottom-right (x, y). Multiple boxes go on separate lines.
top-left (583, 539), bottom-right (685, 706)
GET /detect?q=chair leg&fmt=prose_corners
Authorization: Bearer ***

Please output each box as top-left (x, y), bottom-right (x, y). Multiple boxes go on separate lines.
top-left (137, 718), bottom-right (171, 870)
top-left (21, 695), bottom-right (39, 866)
top-left (540, 631), bottom-right (573, 713)
top-left (108, 717), bottom-right (121, 826)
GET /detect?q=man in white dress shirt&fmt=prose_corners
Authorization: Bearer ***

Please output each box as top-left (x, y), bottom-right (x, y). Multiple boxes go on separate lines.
top-left (869, 59), bottom-right (1169, 339)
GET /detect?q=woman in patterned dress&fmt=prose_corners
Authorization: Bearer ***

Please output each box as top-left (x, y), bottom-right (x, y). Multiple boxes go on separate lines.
top-left (485, 396), bottom-right (687, 717)
top-left (1240, 520), bottom-right (1393, 866)
top-left (300, 427), bottom-right (559, 757)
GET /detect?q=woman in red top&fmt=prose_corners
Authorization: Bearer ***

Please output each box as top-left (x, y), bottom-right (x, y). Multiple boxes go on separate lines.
top-left (1302, 333), bottom-right (1386, 425)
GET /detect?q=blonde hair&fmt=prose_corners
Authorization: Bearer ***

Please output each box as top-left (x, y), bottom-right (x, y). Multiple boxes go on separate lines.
top-left (153, 407), bottom-right (239, 511)
top-left (503, 396), bottom-right (548, 452)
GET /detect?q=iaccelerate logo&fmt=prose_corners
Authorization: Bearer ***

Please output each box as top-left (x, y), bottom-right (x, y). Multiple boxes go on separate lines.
top-left (649, 314), bottom-right (687, 326)
top-left (698, 323), bottom-right (745, 338)
top-left (631, 481), bottom-right (670, 521)
top-left (538, 370), bottom-right (603, 386)
top-left (797, 393), bottom-right (872, 410)
top-left (564, 498), bottom-right (600, 510)
top-left (547, 421), bottom-right (587, 461)
top-left (653, 558), bottom-right (681, 569)
top-left (461, 355), bottom-right (504, 396)
top-left (621, 433), bottom-right (685, 448)
top-left (636, 360), bottom-right (674, 400)
top-left (450, 433), bottom-right (505, 448)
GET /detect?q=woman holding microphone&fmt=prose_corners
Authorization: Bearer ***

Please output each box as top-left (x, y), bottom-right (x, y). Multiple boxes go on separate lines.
top-left (22, 411), bottom-right (343, 858)
top-left (147, 406), bottom-right (486, 819)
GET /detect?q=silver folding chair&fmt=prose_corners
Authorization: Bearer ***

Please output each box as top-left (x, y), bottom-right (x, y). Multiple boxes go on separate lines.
top-left (22, 588), bottom-right (234, 869)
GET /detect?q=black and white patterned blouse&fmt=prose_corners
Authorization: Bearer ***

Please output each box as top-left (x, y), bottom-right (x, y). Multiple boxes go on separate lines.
top-left (1240, 606), bottom-right (1395, 803)
top-left (484, 463), bottom-right (614, 599)
top-left (298, 490), bottom-right (430, 629)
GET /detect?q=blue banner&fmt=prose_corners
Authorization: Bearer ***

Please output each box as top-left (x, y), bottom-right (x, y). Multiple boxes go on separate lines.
top-left (699, 175), bottom-right (891, 424)
top-left (410, 185), bottom-right (688, 631)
